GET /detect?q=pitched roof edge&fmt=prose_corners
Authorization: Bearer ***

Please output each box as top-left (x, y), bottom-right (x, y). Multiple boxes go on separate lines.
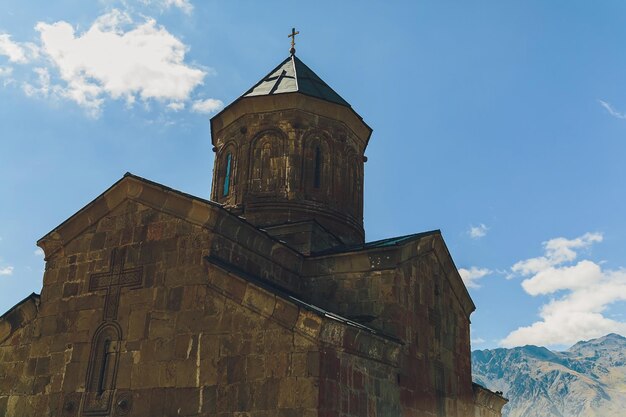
top-left (307, 229), bottom-right (476, 317)
top-left (241, 56), bottom-right (290, 97)
top-left (37, 173), bottom-right (303, 261)
top-left (0, 292), bottom-right (40, 345)
top-left (431, 233), bottom-right (477, 316)
top-left (292, 56), bottom-right (350, 107)
top-left (310, 229), bottom-right (441, 257)
top-left (205, 255), bottom-right (402, 346)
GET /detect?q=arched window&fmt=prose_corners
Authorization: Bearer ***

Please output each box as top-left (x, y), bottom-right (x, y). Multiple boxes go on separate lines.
top-left (260, 142), bottom-right (272, 185)
top-left (223, 152), bottom-right (232, 196)
top-left (314, 146), bottom-right (322, 188)
top-left (98, 339), bottom-right (112, 394)
top-left (86, 323), bottom-right (121, 395)
top-left (303, 134), bottom-right (330, 197)
top-left (250, 131), bottom-right (284, 193)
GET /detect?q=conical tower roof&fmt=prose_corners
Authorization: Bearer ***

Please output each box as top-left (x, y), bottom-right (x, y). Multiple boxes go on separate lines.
top-left (242, 55), bottom-right (350, 107)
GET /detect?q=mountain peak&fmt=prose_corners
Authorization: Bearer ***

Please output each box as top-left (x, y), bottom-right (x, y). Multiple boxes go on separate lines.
top-left (568, 332), bottom-right (626, 352)
top-left (472, 333), bottom-right (626, 417)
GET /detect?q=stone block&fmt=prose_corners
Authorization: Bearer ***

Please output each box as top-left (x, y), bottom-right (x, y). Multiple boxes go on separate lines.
top-left (34, 356), bottom-right (51, 376)
top-left (245, 355), bottom-right (265, 381)
top-left (201, 385), bottom-right (217, 413)
top-left (264, 353), bottom-right (289, 379)
top-left (199, 358), bottom-right (218, 386)
top-left (295, 312), bottom-right (322, 339)
top-left (175, 359), bottom-right (198, 387)
top-left (148, 311), bottom-right (174, 339)
top-left (158, 362), bottom-right (176, 388)
top-left (271, 299), bottom-right (299, 328)
top-left (127, 309), bottom-right (148, 340)
top-left (167, 286), bottom-right (184, 311)
top-left (227, 355), bottom-right (245, 384)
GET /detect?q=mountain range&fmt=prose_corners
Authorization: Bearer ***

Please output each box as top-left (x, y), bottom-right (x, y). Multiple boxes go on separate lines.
top-left (471, 333), bottom-right (626, 417)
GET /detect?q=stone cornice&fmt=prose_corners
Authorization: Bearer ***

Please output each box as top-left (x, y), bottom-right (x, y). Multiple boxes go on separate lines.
top-left (210, 93), bottom-right (372, 149)
top-left (37, 173), bottom-right (303, 267)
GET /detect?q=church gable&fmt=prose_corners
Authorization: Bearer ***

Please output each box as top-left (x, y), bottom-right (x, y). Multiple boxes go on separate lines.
top-left (2, 170), bottom-right (404, 416)
top-left (304, 230), bottom-right (477, 416)
top-left (1, 190), bottom-right (311, 416)
top-left (38, 173), bottom-right (305, 294)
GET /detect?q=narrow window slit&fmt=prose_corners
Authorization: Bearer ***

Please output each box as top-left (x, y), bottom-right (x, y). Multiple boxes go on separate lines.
top-left (314, 147), bottom-right (321, 188)
top-left (98, 339), bottom-right (111, 395)
top-left (223, 153), bottom-right (232, 196)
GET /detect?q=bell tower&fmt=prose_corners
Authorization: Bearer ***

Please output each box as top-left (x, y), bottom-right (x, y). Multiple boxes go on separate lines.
top-left (210, 41), bottom-right (371, 254)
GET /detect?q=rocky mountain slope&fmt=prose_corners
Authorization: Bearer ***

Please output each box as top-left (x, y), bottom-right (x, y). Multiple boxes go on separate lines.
top-left (472, 333), bottom-right (626, 417)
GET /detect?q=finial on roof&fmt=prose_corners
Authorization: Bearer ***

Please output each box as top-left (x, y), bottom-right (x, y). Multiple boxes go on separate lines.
top-left (288, 27), bottom-right (299, 55)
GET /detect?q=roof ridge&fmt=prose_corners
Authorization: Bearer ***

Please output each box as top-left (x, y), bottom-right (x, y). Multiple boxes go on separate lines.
top-left (242, 54), bottom-right (350, 108)
top-left (291, 55), bottom-right (299, 92)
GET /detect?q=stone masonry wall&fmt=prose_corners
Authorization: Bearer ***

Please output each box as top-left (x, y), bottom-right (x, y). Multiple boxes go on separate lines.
top-left (0, 200), bottom-right (320, 417)
top-left (318, 348), bottom-right (400, 417)
top-left (304, 238), bottom-right (475, 417)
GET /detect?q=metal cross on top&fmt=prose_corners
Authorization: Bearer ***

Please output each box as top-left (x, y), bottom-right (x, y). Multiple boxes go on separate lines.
top-left (89, 247), bottom-right (143, 321)
top-left (288, 27), bottom-right (299, 55)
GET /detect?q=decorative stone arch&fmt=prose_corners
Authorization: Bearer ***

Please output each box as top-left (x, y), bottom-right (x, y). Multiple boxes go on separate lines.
top-left (249, 128), bottom-right (287, 194)
top-left (217, 141), bottom-right (238, 200)
top-left (302, 130), bottom-right (332, 198)
top-left (83, 321), bottom-right (122, 415)
top-left (86, 322), bottom-right (122, 394)
top-left (344, 148), bottom-right (362, 216)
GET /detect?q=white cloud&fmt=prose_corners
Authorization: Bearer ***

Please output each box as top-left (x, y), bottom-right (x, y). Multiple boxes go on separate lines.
top-left (501, 232), bottom-right (626, 348)
top-left (458, 266), bottom-right (492, 288)
top-left (166, 101), bottom-right (185, 111)
top-left (30, 9), bottom-right (208, 116)
top-left (0, 66), bottom-right (15, 86)
top-left (471, 337), bottom-right (486, 345)
top-left (0, 266), bottom-right (14, 276)
top-left (0, 34), bottom-right (28, 63)
top-left (162, 0), bottom-right (193, 14)
top-left (139, 0), bottom-right (194, 14)
top-left (511, 232), bottom-right (601, 276)
top-left (0, 66), bottom-right (13, 77)
top-left (598, 99), bottom-right (626, 120)
top-left (191, 98), bottom-right (223, 114)
top-left (23, 67), bottom-right (52, 98)
top-left (468, 224), bottom-right (488, 239)
top-left (34, 248), bottom-right (45, 257)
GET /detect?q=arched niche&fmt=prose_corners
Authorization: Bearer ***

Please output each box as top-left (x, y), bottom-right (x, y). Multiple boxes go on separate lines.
top-left (217, 141), bottom-right (238, 201)
top-left (85, 322), bottom-right (122, 395)
top-left (302, 131), bottom-right (332, 198)
top-left (344, 149), bottom-right (362, 217)
top-left (249, 129), bottom-right (286, 194)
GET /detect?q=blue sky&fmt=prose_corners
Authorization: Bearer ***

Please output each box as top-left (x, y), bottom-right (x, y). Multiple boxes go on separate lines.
top-left (1, 0), bottom-right (625, 350)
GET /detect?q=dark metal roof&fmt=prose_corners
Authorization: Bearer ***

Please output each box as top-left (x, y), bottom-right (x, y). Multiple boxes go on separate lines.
top-left (311, 230), bottom-right (441, 256)
top-left (243, 55), bottom-right (351, 108)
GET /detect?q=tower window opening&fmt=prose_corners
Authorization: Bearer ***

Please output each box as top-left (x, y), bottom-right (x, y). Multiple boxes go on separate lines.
top-left (223, 153), bottom-right (232, 196)
top-left (260, 142), bottom-right (272, 189)
top-left (314, 146), bottom-right (321, 188)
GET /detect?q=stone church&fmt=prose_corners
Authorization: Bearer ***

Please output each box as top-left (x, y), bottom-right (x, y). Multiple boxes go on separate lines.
top-left (0, 43), bottom-right (507, 417)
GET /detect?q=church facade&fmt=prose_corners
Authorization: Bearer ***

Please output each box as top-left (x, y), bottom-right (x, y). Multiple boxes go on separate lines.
top-left (0, 49), bottom-right (506, 417)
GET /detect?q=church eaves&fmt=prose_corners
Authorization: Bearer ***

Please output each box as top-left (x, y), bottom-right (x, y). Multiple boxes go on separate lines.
top-left (242, 55), bottom-right (351, 108)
